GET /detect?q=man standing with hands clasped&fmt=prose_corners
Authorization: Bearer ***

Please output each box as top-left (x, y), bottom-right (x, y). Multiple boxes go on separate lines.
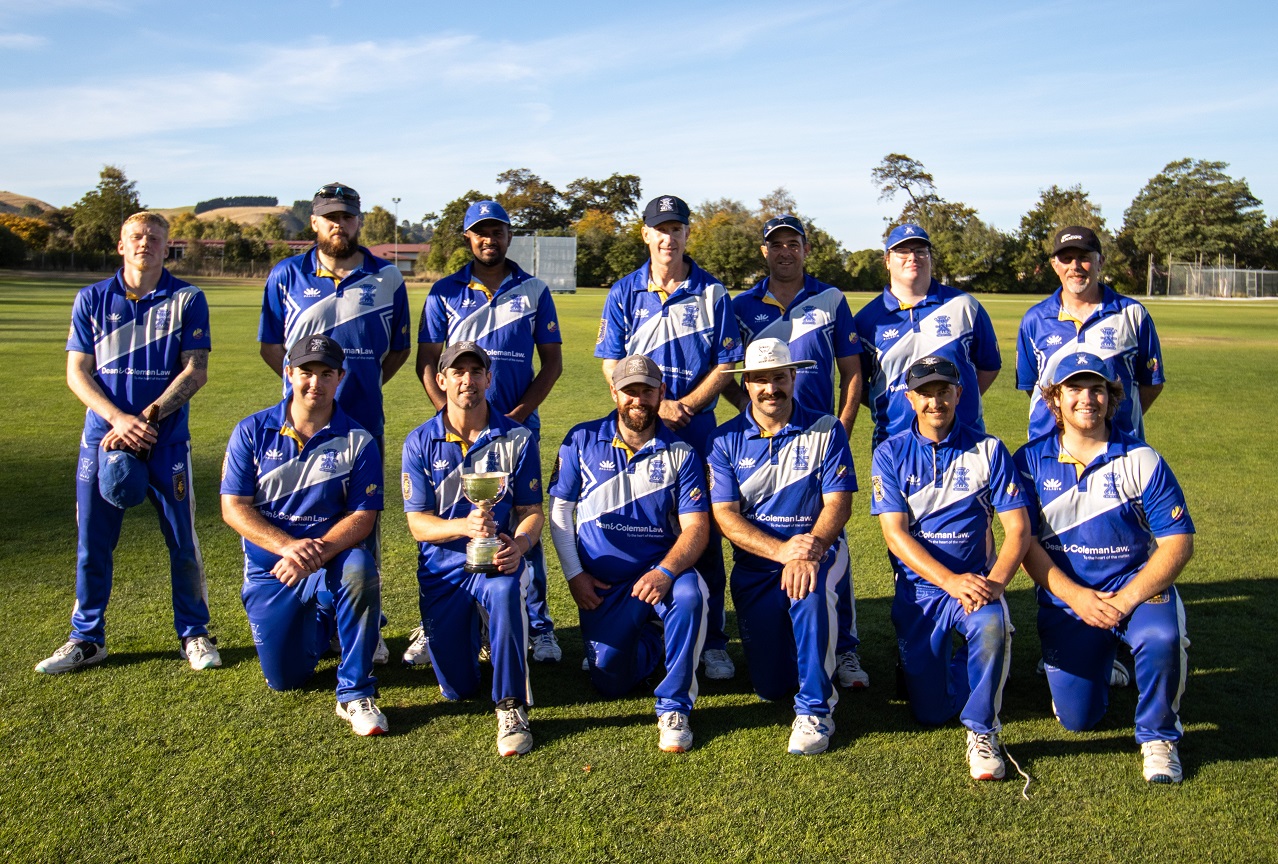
top-left (870, 355), bottom-right (1030, 780)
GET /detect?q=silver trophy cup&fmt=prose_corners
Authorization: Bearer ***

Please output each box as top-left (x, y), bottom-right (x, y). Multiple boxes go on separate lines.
top-left (462, 471), bottom-right (509, 574)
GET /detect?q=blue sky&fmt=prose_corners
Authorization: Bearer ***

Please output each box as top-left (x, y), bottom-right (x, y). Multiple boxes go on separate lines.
top-left (1, 0), bottom-right (1274, 249)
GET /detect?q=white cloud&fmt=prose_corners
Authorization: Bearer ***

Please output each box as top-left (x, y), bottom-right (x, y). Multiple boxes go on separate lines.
top-left (0, 31), bottom-right (46, 48)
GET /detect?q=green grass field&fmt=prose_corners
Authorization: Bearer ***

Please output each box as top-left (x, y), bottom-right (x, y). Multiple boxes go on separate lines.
top-left (2, 274), bottom-right (1276, 863)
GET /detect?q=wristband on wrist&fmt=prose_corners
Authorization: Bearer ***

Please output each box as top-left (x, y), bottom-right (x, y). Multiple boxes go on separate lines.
top-left (655, 565), bottom-right (677, 581)
top-left (517, 532), bottom-right (533, 553)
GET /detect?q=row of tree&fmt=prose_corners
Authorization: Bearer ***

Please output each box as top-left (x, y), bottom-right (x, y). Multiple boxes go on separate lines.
top-left (3, 158), bottom-right (1274, 294)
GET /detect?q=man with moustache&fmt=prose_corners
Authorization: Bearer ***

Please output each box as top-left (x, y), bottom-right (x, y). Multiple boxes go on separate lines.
top-left (854, 224), bottom-right (1001, 450)
top-left (595, 194), bottom-right (744, 680)
top-left (1015, 352), bottom-right (1193, 784)
top-left (548, 354), bottom-right (710, 753)
top-left (258, 182), bottom-right (412, 663)
top-left (37, 211), bottom-right (219, 675)
top-left (221, 335), bottom-right (387, 736)
top-left (1016, 227), bottom-right (1165, 442)
top-left (728, 214), bottom-right (869, 691)
top-left (870, 356), bottom-right (1030, 780)
top-left (411, 200), bottom-right (564, 666)
top-left (707, 339), bottom-right (856, 755)
top-left (401, 342), bottom-right (544, 756)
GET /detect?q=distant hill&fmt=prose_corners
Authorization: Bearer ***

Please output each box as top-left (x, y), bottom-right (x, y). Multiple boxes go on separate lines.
top-left (0, 191), bottom-right (55, 215)
top-left (194, 195), bottom-right (278, 215)
top-left (152, 205), bottom-right (304, 236)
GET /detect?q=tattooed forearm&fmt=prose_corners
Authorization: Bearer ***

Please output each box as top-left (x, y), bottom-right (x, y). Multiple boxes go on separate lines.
top-left (151, 349), bottom-right (209, 418)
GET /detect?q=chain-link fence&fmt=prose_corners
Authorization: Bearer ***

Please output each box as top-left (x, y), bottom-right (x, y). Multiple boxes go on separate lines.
top-left (1148, 260), bottom-right (1278, 298)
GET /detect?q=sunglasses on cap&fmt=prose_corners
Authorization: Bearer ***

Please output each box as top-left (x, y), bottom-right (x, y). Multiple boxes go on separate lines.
top-left (315, 184), bottom-right (360, 202)
top-left (907, 358), bottom-right (960, 380)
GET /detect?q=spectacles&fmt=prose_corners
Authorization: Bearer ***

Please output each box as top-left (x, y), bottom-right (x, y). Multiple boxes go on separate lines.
top-left (315, 184), bottom-right (360, 202)
top-left (907, 358), bottom-right (959, 381)
top-left (891, 247), bottom-right (931, 259)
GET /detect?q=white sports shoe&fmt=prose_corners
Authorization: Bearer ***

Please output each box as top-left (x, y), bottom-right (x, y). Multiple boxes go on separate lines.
top-left (966, 730), bottom-right (1006, 781)
top-left (530, 631), bottom-right (562, 663)
top-left (402, 625), bottom-right (432, 669)
top-left (35, 639), bottom-right (107, 675)
top-left (478, 616), bottom-right (492, 664)
top-left (1141, 740), bottom-right (1183, 784)
top-left (336, 697), bottom-right (389, 736)
top-left (702, 648), bottom-right (735, 680)
top-left (496, 705), bottom-right (533, 756)
top-left (657, 711), bottom-right (693, 753)
top-left (788, 714), bottom-right (835, 755)
top-left (835, 651), bottom-right (870, 689)
top-left (372, 633), bottom-right (389, 665)
top-left (180, 635), bottom-right (221, 671)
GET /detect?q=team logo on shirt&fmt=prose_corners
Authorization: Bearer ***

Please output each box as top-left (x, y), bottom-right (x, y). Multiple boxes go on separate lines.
top-left (883, 328), bottom-right (899, 340)
top-left (530, 478), bottom-right (540, 491)
top-left (680, 305), bottom-right (699, 328)
top-left (871, 475), bottom-right (884, 502)
top-left (1099, 327), bottom-right (1118, 350)
top-left (1148, 357), bottom-right (1160, 373)
top-left (359, 285), bottom-right (377, 306)
top-left (596, 320), bottom-right (607, 345)
top-left (599, 459), bottom-right (616, 471)
top-left (78, 457), bottom-right (94, 481)
top-left (508, 295), bottom-right (525, 313)
top-left (801, 306), bottom-right (817, 325)
top-left (192, 328), bottom-right (204, 339)
top-left (793, 445), bottom-right (809, 471)
top-left (433, 459), bottom-right (451, 471)
top-left (154, 307), bottom-right (171, 331)
top-left (547, 321), bottom-right (558, 332)
top-left (366, 484), bottom-right (378, 495)
top-left (907, 474), bottom-right (919, 486)
top-left (486, 450), bottom-right (501, 472)
top-left (1046, 335), bottom-right (1063, 346)
top-left (318, 450), bottom-right (339, 473)
top-left (1102, 472), bottom-right (1119, 499)
top-left (402, 472), bottom-right (413, 499)
top-left (836, 465), bottom-right (848, 479)
top-left (754, 313), bottom-right (770, 323)
top-left (636, 308), bottom-right (650, 320)
top-left (649, 459), bottom-right (665, 483)
top-left (107, 313), bottom-right (122, 323)
top-left (934, 315), bottom-right (952, 337)
top-left (265, 448), bottom-right (284, 461)
top-left (173, 465), bottom-right (188, 502)
top-left (304, 287), bottom-right (322, 298)
top-left (954, 467), bottom-right (970, 491)
top-left (1006, 482), bottom-right (1019, 497)
top-left (1170, 505), bottom-right (1184, 521)
top-left (690, 486), bottom-right (703, 501)
top-left (1043, 478), bottom-right (1063, 491)
top-left (737, 457), bottom-right (756, 470)
top-left (722, 336), bottom-right (736, 349)
top-left (849, 332), bottom-right (859, 344)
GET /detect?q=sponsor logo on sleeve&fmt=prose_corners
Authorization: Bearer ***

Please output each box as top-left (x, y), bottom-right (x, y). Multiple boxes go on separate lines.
top-left (871, 475), bottom-right (884, 502)
top-left (1148, 357), bottom-right (1160, 373)
top-left (402, 472), bottom-right (413, 499)
top-left (1006, 481), bottom-right (1019, 497)
top-left (366, 483), bottom-right (378, 495)
top-left (547, 321), bottom-right (558, 332)
top-left (689, 486), bottom-right (703, 501)
top-left (1170, 505), bottom-right (1183, 521)
top-left (596, 319), bottom-right (607, 345)
top-left (722, 336), bottom-right (735, 349)
top-left (192, 327), bottom-right (205, 339)
top-left (530, 477), bottom-right (540, 492)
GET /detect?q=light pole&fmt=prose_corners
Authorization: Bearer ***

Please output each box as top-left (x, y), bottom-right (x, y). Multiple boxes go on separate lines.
top-left (392, 197), bottom-right (401, 274)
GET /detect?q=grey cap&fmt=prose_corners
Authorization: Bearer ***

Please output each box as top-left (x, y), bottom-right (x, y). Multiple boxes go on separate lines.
top-left (612, 354), bottom-right (663, 390)
top-left (440, 340), bottom-right (491, 370)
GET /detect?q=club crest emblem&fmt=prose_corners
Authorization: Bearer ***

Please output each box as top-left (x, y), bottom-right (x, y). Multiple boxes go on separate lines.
top-left (793, 445), bottom-right (809, 471)
top-left (680, 305), bottom-right (699, 328)
top-left (658, 197), bottom-right (675, 213)
top-left (508, 295), bottom-right (525, 313)
top-left (485, 449), bottom-right (500, 472)
top-left (359, 285), bottom-right (377, 306)
top-left (648, 459), bottom-right (665, 484)
top-left (401, 472), bottom-right (413, 499)
top-left (479, 203), bottom-right (491, 215)
top-left (79, 457), bottom-right (94, 481)
top-left (934, 315), bottom-right (952, 337)
top-left (318, 450), bottom-right (339, 473)
top-left (871, 475), bottom-right (884, 502)
top-left (173, 468), bottom-right (188, 502)
top-left (953, 466), bottom-right (970, 491)
top-left (1102, 472), bottom-right (1119, 499)
top-left (153, 306), bottom-right (171, 331)
top-left (1099, 327), bottom-right (1117, 350)
top-left (801, 306), bottom-right (816, 325)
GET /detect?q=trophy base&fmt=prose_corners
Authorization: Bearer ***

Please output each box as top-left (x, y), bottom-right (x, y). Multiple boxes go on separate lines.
top-left (464, 562), bottom-right (501, 576)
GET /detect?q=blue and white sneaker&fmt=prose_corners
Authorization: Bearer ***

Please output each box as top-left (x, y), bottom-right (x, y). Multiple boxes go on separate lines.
top-left (35, 639), bottom-right (106, 675)
top-left (788, 714), bottom-right (834, 755)
top-left (1141, 740), bottom-right (1182, 784)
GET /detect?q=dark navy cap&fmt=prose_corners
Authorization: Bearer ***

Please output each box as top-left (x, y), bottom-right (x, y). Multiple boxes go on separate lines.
top-left (288, 334), bottom-right (345, 369)
top-left (98, 448), bottom-right (148, 509)
top-left (463, 200), bottom-right (511, 232)
top-left (312, 182), bottom-right (361, 217)
top-left (906, 355), bottom-right (961, 390)
top-left (642, 195), bottom-right (690, 227)
top-left (1052, 352), bottom-right (1118, 385)
top-left (1053, 226), bottom-right (1103, 256)
top-left (763, 214), bottom-right (806, 240)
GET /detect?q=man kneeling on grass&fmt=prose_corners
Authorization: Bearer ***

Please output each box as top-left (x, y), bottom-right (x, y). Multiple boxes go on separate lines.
top-left (870, 356), bottom-right (1030, 780)
top-left (221, 334), bottom-right (388, 736)
top-left (1015, 352), bottom-right (1194, 784)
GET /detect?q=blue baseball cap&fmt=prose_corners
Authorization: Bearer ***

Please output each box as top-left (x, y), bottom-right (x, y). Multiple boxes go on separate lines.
top-left (463, 200), bottom-right (511, 232)
top-left (885, 224), bottom-right (931, 251)
top-left (642, 195), bottom-right (690, 227)
top-left (1053, 352), bottom-right (1118, 385)
top-left (98, 447), bottom-right (149, 509)
top-left (762, 214), bottom-right (806, 240)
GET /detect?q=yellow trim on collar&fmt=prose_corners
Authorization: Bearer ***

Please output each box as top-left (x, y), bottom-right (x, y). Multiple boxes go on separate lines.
top-left (1057, 307), bottom-right (1084, 330)
top-left (445, 431), bottom-right (470, 456)
top-left (280, 425), bottom-right (306, 449)
top-left (611, 436), bottom-right (636, 460)
top-left (315, 266), bottom-right (341, 288)
top-left (468, 278), bottom-right (494, 302)
top-left (1057, 447), bottom-right (1087, 479)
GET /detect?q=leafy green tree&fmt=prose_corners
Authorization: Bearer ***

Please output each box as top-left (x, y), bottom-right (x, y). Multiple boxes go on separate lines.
top-left (0, 214), bottom-right (50, 250)
top-left (688, 199), bottom-right (762, 290)
top-left (71, 165), bottom-right (143, 252)
top-left (871, 153), bottom-right (940, 220)
top-left (19, 202), bottom-right (44, 218)
top-left (758, 187), bottom-right (799, 219)
top-left (573, 209), bottom-right (620, 287)
top-left (422, 190), bottom-right (490, 273)
top-left (361, 205), bottom-right (395, 245)
top-left (249, 214), bottom-right (287, 242)
top-left (1012, 185), bottom-right (1135, 293)
top-left (803, 223), bottom-right (853, 290)
top-left (604, 218), bottom-right (648, 282)
top-left (496, 169), bottom-right (568, 230)
top-left (0, 223), bottom-right (27, 266)
top-left (1122, 158), bottom-right (1268, 266)
top-left (846, 248), bottom-right (889, 293)
top-left (564, 174), bottom-right (642, 222)
top-left (167, 212), bottom-right (204, 240)
top-left (202, 216), bottom-right (243, 241)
